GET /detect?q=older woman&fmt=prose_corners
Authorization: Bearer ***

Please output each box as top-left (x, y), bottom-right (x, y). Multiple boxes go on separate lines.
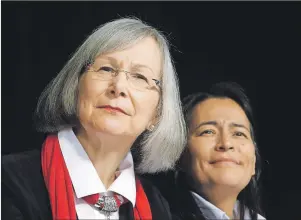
top-left (2, 18), bottom-right (186, 220)
top-left (169, 82), bottom-right (265, 220)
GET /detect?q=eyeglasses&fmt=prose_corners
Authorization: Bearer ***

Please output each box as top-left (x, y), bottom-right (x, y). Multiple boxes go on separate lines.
top-left (85, 63), bottom-right (161, 91)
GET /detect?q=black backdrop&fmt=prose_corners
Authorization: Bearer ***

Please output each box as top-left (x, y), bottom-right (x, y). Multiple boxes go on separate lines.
top-left (2, 2), bottom-right (301, 219)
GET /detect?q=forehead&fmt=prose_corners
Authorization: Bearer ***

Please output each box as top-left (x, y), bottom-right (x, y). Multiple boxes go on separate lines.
top-left (190, 98), bottom-right (250, 129)
top-left (95, 37), bottom-right (162, 77)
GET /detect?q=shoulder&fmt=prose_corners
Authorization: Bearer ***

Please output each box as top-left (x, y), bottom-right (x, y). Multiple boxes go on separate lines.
top-left (2, 149), bottom-right (41, 165)
top-left (2, 149), bottom-right (47, 198)
top-left (2, 149), bottom-right (41, 179)
top-left (2, 149), bottom-right (52, 220)
top-left (2, 149), bottom-right (41, 169)
top-left (2, 149), bottom-right (45, 192)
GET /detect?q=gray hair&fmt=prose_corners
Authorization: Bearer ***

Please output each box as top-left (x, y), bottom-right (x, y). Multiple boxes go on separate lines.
top-left (35, 17), bottom-right (186, 173)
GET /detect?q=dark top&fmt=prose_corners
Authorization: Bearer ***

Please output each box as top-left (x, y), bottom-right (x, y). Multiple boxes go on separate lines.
top-left (2, 149), bottom-right (172, 220)
top-left (167, 172), bottom-right (207, 220)
top-left (167, 172), bottom-right (262, 220)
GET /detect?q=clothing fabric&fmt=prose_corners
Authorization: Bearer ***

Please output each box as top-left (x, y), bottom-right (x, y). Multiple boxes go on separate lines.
top-left (2, 138), bottom-right (172, 220)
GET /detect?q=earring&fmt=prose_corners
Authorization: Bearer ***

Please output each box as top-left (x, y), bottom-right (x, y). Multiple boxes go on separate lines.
top-left (148, 125), bottom-right (155, 131)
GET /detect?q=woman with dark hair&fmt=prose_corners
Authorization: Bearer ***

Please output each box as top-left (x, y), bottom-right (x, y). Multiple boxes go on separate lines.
top-left (170, 82), bottom-right (265, 220)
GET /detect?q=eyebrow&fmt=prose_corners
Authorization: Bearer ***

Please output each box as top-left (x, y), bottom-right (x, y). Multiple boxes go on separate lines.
top-left (99, 56), bottom-right (154, 74)
top-left (193, 121), bottom-right (217, 131)
top-left (132, 63), bottom-right (154, 74)
top-left (193, 121), bottom-right (250, 132)
top-left (229, 122), bottom-right (250, 132)
top-left (97, 56), bottom-right (118, 66)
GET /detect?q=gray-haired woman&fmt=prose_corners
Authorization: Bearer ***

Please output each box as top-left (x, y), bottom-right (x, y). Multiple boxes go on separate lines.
top-left (2, 18), bottom-right (186, 220)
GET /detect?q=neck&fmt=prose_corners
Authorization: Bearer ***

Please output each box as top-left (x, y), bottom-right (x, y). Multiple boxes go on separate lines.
top-left (75, 128), bottom-right (135, 189)
top-left (196, 185), bottom-right (239, 219)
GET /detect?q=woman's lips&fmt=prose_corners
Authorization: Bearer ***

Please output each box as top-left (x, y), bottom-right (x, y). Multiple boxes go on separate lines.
top-left (97, 105), bottom-right (128, 115)
top-left (210, 158), bottom-right (240, 165)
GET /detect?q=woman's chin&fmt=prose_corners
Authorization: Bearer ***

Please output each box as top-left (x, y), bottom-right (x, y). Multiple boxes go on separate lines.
top-left (210, 173), bottom-right (250, 189)
top-left (82, 117), bottom-right (142, 137)
top-left (94, 124), bottom-right (127, 136)
top-left (95, 117), bottom-right (136, 135)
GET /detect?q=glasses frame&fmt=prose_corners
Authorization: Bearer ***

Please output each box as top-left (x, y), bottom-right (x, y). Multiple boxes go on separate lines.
top-left (84, 62), bottom-right (162, 91)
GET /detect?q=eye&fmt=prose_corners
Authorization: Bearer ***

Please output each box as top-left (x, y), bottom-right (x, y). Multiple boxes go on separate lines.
top-left (98, 66), bottom-right (115, 73)
top-left (234, 131), bottom-right (247, 138)
top-left (198, 129), bottom-right (215, 136)
top-left (131, 73), bottom-right (149, 82)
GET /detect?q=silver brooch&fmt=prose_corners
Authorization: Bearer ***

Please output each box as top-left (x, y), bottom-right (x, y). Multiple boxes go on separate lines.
top-left (94, 195), bottom-right (125, 219)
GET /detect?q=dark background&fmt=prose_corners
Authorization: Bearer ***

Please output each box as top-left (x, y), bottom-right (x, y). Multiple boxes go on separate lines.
top-left (2, 2), bottom-right (301, 219)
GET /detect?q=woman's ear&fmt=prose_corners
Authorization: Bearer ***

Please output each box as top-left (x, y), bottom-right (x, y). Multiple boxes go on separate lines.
top-left (147, 124), bottom-right (155, 132)
top-left (147, 112), bottom-right (161, 131)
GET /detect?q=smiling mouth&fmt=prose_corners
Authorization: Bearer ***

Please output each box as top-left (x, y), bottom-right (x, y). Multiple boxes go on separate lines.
top-left (210, 159), bottom-right (240, 165)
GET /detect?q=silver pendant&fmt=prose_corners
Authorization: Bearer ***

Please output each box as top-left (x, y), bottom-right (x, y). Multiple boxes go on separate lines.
top-left (94, 194), bottom-right (125, 219)
top-left (95, 196), bottom-right (118, 212)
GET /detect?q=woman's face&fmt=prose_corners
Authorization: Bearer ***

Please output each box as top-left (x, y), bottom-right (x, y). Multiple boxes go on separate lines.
top-left (187, 98), bottom-right (256, 191)
top-left (77, 37), bottom-right (161, 137)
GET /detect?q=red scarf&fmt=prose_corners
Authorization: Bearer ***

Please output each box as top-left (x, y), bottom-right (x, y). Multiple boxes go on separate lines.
top-left (41, 135), bottom-right (152, 220)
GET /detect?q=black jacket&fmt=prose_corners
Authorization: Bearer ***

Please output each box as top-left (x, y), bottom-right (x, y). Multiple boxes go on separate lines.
top-left (2, 149), bottom-right (172, 220)
top-left (165, 172), bottom-right (206, 220)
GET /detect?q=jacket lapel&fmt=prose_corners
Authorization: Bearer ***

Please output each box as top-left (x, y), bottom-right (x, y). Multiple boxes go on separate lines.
top-left (119, 202), bottom-right (134, 220)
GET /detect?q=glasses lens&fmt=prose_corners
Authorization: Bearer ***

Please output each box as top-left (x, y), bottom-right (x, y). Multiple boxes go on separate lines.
top-left (91, 66), bottom-right (115, 80)
top-left (128, 73), bottom-right (153, 90)
top-left (89, 64), bottom-right (159, 90)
